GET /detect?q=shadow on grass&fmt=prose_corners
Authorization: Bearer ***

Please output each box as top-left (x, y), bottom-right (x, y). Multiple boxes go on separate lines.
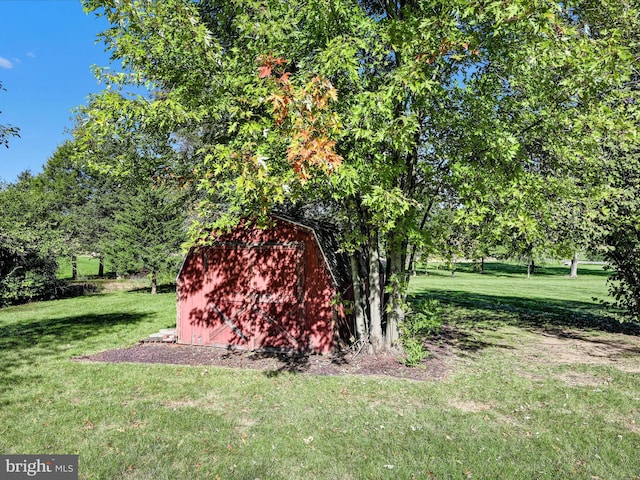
top-left (0, 312), bottom-right (151, 395)
top-left (531, 265), bottom-right (611, 278)
top-left (413, 290), bottom-right (639, 333)
top-left (127, 284), bottom-right (177, 295)
top-left (411, 290), bottom-right (640, 356)
top-left (429, 324), bottom-right (515, 355)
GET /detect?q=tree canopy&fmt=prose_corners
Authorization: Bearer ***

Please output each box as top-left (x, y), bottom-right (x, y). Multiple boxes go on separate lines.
top-left (104, 181), bottom-right (187, 294)
top-left (76, 0), bottom-right (638, 349)
top-left (0, 174), bottom-right (60, 305)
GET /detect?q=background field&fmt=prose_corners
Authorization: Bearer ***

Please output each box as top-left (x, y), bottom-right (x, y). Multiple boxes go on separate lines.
top-left (56, 256), bottom-right (178, 293)
top-left (57, 256), bottom-right (108, 280)
top-left (1, 262), bottom-right (639, 479)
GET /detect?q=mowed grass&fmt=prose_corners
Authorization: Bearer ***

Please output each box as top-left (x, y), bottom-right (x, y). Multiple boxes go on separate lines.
top-left (411, 262), bottom-right (619, 331)
top-left (56, 255), bottom-right (176, 292)
top-left (1, 262), bottom-right (639, 479)
top-left (57, 256), bottom-right (109, 280)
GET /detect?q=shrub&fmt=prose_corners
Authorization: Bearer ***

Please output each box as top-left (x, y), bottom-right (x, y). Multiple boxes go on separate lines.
top-left (399, 298), bottom-right (443, 367)
top-left (0, 236), bottom-right (59, 307)
top-left (600, 206), bottom-right (640, 324)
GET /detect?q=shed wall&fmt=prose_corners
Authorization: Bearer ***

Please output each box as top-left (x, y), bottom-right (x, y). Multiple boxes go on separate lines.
top-left (177, 220), bottom-right (338, 353)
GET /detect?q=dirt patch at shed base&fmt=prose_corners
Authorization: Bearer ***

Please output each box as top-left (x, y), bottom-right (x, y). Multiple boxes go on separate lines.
top-left (74, 340), bottom-right (453, 381)
top-left (73, 324), bottom-right (640, 381)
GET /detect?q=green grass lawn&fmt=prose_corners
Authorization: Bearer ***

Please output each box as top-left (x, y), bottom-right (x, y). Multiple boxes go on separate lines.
top-left (1, 262), bottom-right (639, 479)
top-left (410, 262), bottom-right (624, 331)
top-left (57, 256), bottom-right (108, 280)
top-left (56, 255), bottom-right (177, 293)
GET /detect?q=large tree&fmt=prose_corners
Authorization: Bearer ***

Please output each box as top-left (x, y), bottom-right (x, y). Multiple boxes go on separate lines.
top-left (0, 171), bottom-right (65, 259)
top-left (37, 141), bottom-right (122, 279)
top-left (38, 142), bottom-right (97, 279)
top-left (568, 0), bottom-right (640, 320)
top-left (76, 0), bottom-right (636, 351)
top-left (104, 181), bottom-right (188, 294)
top-left (0, 174), bottom-right (61, 305)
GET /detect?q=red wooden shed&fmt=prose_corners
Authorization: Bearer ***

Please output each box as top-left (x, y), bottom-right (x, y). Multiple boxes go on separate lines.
top-left (176, 216), bottom-right (354, 354)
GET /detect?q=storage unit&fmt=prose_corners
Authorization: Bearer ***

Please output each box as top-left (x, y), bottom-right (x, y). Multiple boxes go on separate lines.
top-left (176, 216), bottom-right (353, 353)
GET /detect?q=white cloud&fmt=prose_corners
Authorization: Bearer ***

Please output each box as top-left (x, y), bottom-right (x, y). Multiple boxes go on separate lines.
top-left (0, 56), bottom-right (13, 69)
top-left (26, 52), bottom-right (35, 58)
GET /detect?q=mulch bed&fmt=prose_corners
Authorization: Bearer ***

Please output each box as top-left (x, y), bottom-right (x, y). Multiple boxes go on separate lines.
top-left (73, 340), bottom-right (454, 382)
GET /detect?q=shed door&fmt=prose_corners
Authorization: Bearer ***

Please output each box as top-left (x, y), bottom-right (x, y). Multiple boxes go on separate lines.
top-left (207, 243), bottom-right (306, 351)
top-left (250, 245), bottom-right (305, 351)
top-left (204, 245), bottom-right (252, 348)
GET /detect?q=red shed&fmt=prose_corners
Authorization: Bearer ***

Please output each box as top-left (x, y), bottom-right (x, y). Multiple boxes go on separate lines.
top-left (176, 216), bottom-right (354, 354)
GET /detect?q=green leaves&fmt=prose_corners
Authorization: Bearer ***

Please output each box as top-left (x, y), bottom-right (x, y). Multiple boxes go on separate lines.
top-left (104, 182), bottom-right (187, 278)
top-left (362, 186), bottom-right (418, 234)
top-left (73, 0), bottom-right (639, 331)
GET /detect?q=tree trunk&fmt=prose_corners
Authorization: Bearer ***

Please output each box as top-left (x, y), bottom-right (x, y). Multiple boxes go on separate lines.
top-left (385, 251), bottom-right (405, 350)
top-left (569, 252), bottom-right (579, 278)
top-left (527, 258), bottom-right (535, 278)
top-left (409, 249), bottom-right (421, 276)
top-left (367, 230), bottom-right (383, 353)
top-left (151, 271), bottom-right (157, 295)
top-left (350, 253), bottom-right (367, 341)
top-left (71, 255), bottom-right (78, 280)
top-left (98, 256), bottom-right (105, 278)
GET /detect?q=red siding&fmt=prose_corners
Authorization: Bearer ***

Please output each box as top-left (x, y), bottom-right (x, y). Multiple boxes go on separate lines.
top-left (176, 219), bottom-right (339, 353)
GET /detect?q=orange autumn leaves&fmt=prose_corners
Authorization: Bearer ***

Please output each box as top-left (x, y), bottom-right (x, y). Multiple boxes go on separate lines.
top-left (258, 54), bottom-right (342, 181)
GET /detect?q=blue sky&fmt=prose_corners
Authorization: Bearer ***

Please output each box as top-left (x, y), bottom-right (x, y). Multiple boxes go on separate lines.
top-left (0, 0), bottom-right (111, 183)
